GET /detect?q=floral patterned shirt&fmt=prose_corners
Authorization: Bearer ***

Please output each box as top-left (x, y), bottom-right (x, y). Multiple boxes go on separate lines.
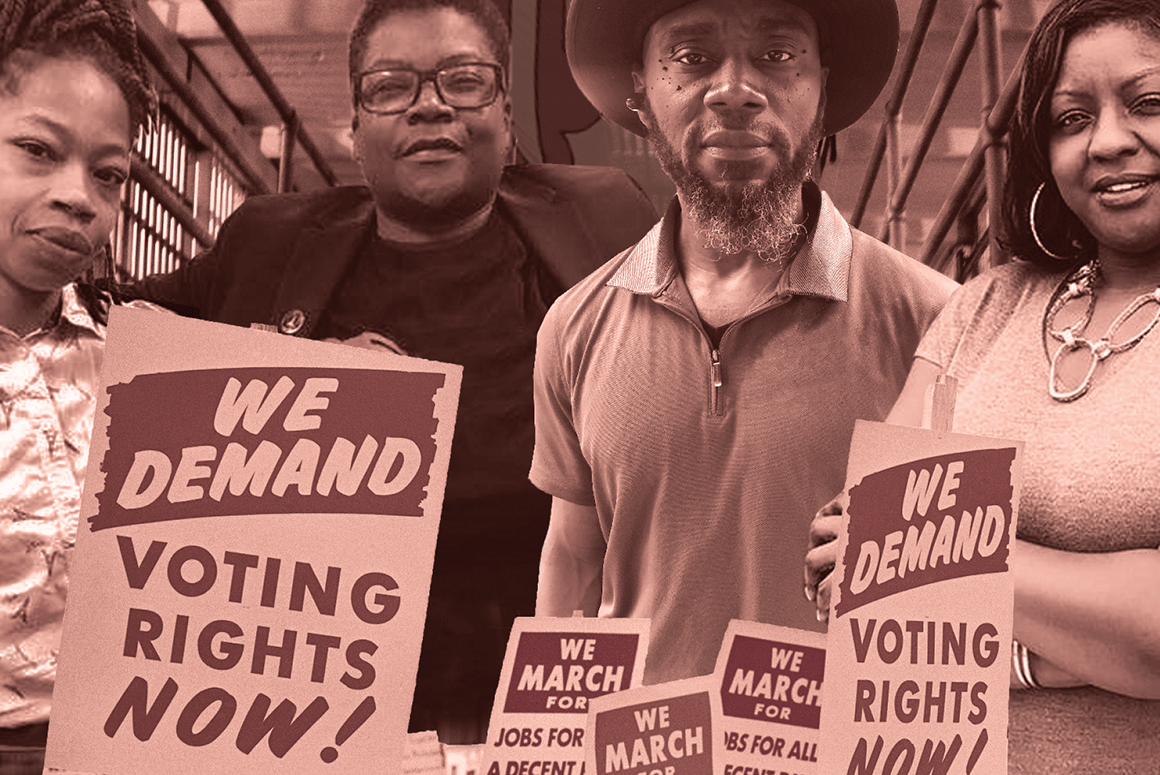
top-left (0, 285), bottom-right (115, 727)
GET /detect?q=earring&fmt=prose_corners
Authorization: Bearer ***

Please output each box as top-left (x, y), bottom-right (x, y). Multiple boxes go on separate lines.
top-left (625, 97), bottom-right (639, 113)
top-left (1030, 183), bottom-right (1077, 261)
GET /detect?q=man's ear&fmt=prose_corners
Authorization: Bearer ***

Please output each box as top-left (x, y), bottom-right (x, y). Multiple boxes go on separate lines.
top-left (631, 69), bottom-right (645, 94)
top-left (817, 65), bottom-right (829, 123)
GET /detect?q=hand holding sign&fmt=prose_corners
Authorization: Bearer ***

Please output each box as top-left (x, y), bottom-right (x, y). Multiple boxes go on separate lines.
top-left (814, 373), bottom-right (1022, 775)
top-left (46, 310), bottom-right (461, 775)
top-left (804, 376), bottom-right (960, 624)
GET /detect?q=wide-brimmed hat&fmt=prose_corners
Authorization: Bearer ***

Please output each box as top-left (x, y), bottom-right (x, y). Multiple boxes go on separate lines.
top-left (566, 0), bottom-right (899, 138)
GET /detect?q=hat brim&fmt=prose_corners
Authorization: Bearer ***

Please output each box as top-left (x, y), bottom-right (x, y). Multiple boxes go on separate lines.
top-left (566, 0), bottom-right (899, 138)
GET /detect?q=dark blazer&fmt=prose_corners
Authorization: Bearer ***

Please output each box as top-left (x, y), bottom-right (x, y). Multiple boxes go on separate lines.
top-left (131, 163), bottom-right (658, 337)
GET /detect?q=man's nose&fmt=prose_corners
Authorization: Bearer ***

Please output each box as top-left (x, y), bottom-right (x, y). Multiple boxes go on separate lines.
top-left (704, 57), bottom-right (769, 117)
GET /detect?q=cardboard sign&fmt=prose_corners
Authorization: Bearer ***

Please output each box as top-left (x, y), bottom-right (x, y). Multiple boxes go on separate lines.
top-left (713, 621), bottom-right (824, 775)
top-left (585, 675), bottom-right (717, 775)
top-left (817, 420), bottom-right (1022, 775)
top-left (483, 617), bottom-right (651, 775)
top-left (45, 308), bottom-right (461, 774)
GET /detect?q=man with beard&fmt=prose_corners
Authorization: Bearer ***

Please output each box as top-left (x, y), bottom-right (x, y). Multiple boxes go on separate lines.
top-left (130, 0), bottom-right (657, 742)
top-left (532, 0), bottom-right (958, 685)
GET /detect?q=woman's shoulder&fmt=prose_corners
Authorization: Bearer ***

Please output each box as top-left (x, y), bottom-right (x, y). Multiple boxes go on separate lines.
top-left (916, 259), bottom-right (1067, 372)
top-left (945, 258), bottom-right (1068, 319)
top-left (65, 283), bottom-right (173, 332)
top-left (962, 257), bottom-right (1065, 291)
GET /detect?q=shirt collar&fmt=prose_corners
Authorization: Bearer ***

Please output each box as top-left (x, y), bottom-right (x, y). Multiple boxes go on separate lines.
top-left (608, 181), bottom-right (851, 303)
top-left (57, 283), bottom-right (104, 335)
top-left (0, 284), bottom-right (102, 343)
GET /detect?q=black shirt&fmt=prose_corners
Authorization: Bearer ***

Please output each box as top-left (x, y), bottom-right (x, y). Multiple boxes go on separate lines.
top-left (316, 208), bottom-right (558, 521)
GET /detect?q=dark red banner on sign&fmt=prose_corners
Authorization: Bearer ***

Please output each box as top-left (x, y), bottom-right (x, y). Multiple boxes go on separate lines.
top-left (835, 448), bottom-right (1017, 618)
top-left (503, 632), bottom-right (639, 714)
top-left (94, 368), bottom-right (447, 530)
top-left (719, 635), bottom-right (824, 729)
top-left (594, 692), bottom-right (713, 775)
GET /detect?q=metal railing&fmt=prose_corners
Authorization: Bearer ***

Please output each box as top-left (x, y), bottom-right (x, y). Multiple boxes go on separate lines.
top-left (853, 0), bottom-right (1032, 282)
top-left (117, 0), bottom-right (338, 278)
top-left (198, 0), bottom-right (338, 192)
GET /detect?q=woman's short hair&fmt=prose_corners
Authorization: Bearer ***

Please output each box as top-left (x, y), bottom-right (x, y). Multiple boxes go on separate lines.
top-left (348, 0), bottom-right (511, 96)
top-left (0, 0), bottom-right (157, 136)
top-left (1002, 0), bottom-right (1160, 267)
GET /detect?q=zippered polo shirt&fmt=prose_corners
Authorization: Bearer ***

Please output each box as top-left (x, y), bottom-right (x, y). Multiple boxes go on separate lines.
top-left (531, 185), bottom-right (958, 684)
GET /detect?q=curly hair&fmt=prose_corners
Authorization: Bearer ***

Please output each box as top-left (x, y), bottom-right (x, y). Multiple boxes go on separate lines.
top-left (1001, 0), bottom-right (1160, 268)
top-left (1, 0), bottom-right (157, 135)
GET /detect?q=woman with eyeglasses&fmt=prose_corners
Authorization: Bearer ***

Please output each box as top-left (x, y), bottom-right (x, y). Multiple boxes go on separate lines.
top-left (0, 0), bottom-right (155, 769)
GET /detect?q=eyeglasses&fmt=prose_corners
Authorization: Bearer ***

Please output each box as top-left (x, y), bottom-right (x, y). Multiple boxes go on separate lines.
top-left (356, 63), bottom-right (504, 115)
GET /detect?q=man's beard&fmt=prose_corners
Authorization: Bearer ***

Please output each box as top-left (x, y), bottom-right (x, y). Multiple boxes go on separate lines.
top-left (639, 101), bottom-right (824, 263)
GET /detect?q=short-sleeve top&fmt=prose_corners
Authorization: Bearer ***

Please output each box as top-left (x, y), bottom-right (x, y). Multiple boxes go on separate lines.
top-left (915, 260), bottom-right (1160, 773)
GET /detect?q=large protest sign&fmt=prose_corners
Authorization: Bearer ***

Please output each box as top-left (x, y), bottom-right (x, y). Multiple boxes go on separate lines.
top-left (585, 675), bottom-right (717, 775)
top-left (45, 308), bottom-right (461, 774)
top-left (483, 616), bottom-right (650, 775)
top-left (818, 420), bottom-right (1022, 775)
top-left (713, 620), bottom-right (823, 775)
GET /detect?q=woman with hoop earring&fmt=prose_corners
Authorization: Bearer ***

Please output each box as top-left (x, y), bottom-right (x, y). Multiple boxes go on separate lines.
top-left (805, 0), bottom-right (1160, 770)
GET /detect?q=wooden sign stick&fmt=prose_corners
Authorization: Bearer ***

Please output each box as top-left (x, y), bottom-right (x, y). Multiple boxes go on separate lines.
top-left (921, 373), bottom-right (958, 432)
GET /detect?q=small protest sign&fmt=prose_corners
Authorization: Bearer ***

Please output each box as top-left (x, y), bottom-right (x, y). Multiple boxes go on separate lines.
top-left (817, 420), bottom-right (1022, 775)
top-left (712, 621), bottom-right (823, 774)
top-left (45, 308), bottom-right (461, 774)
top-left (483, 616), bottom-right (650, 775)
top-left (584, 675), bottom-right (717, 775)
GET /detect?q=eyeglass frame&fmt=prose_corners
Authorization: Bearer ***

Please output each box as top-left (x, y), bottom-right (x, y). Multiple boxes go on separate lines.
top-left (354, 62), bottom-right (507, 115)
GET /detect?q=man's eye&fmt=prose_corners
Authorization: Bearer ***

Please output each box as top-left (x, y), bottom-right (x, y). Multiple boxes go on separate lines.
top-left (673, 52), bottom-right (710, 66)
top-left (761, 50), bottom-right (794, 63)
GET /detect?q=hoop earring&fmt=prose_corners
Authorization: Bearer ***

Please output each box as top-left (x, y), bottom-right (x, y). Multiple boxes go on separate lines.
top-left (1030, 183), bottom-right (1075, 261)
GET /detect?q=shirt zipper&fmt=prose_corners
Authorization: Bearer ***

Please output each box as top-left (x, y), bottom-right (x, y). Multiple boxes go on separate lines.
top-left (710, 349), bottom-right (723, 415)
top-left (656, 290), bottom-right (789, 419)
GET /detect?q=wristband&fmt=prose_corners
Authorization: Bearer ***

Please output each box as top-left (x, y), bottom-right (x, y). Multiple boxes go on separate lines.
top-left (1012, 640), bottom-right (1040, 689)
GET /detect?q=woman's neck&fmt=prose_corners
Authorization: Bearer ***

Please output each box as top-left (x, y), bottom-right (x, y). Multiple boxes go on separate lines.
top-left (0, 282), bottom-right (62, 338)
top-left (1095, 245), bottom-right (1160, 294)
top-left (374, 200), bottom-right (494, 247)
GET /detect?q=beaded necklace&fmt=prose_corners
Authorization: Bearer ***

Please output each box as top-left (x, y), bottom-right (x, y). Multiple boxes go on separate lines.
top-left (1044, 259), bottom-right (1160, 401)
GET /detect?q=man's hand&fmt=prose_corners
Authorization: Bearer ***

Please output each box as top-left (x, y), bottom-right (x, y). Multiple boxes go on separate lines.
top-left (804, 492), bottom-right (846, 625)
top-left (537, 498), bottom-right (606, 617)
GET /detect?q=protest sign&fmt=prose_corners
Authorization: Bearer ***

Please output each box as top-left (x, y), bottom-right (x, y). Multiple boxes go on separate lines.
top-left (817, 420), bottom-right (1022, 775)
top-left (483, 616), bottom-right (650, 775)
top-left (45, 308), bottom-right (461, 774)
top-left (713, 620), bottom-right (823, 775)
top-left (585, 675), bottom-right (717, 775)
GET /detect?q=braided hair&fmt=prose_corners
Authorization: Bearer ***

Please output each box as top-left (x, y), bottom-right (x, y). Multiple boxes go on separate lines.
top-left (1, 0), bottom-right (157, 134)
top-left (1, 0), bottom-right (158, 323)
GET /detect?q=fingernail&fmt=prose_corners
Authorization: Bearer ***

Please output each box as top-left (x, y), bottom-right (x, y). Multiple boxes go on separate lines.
top-left (804, 584), bottom-right (815, 602)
